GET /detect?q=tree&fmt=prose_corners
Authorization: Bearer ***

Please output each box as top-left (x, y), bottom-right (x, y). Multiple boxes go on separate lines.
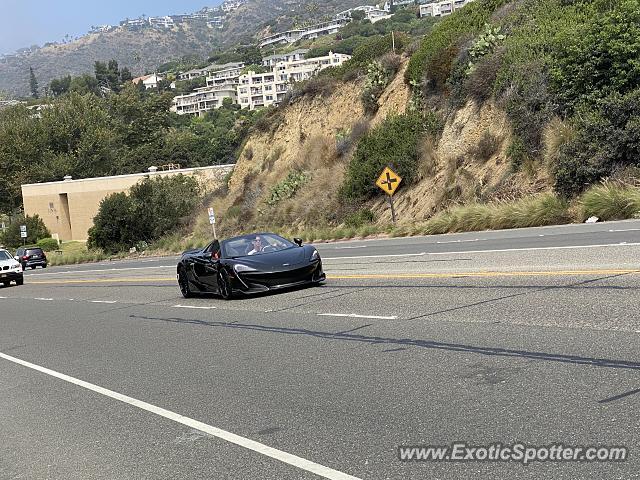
top-left (0, 214), bottom-right (50, 248)
top-left (87, 192), bottom-right (135, 252)
top-left (119, 67), bottom-right (133, 83)
top-left (29, 67), bottom-right (39, 98)
top-left (49, 75), bottom-right (72, 96)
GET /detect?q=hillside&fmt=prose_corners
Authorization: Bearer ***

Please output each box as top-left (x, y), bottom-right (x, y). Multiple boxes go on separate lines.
top-left (0, 0), bottom-right (367, 97)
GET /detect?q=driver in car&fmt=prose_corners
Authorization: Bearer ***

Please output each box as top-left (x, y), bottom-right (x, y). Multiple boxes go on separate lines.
top-left (247, 236), bottom-right (264, 255)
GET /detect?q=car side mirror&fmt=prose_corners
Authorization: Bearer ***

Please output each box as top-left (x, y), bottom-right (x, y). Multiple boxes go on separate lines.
top-left (293, 238), bottom-right (303, 247)
top-left (14, 256), bottom-right (19, 261)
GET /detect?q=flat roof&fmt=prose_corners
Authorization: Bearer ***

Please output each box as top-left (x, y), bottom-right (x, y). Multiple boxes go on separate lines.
top-left (22, 164), bottom-right (235, 188)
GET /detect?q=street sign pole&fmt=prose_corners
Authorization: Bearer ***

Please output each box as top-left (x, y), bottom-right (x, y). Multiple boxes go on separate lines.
top-left (211, 222), bottom-right (217, 239)
top-left (388, 195), bottom-right (396, 224)
top-left (208, 207), bottom-right (217, 239)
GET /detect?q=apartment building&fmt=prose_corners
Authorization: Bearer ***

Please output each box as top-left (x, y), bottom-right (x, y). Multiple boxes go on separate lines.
top-left (178, 62), bottom-right (244, 81)
top-left (419, 0), bottom-right (474, 17)
top-left (171, 84), bottom-right (237, 116)
top-left (206, 63), bottom-right (246, 87)
top-left (237, 52), bottom-right (351, 110)
top-left (259, 19), bottom-right (348, 48)
top-left (148, 16), bottom-right (174, 28)
top-left (335, 5), bottom-right (392, 23)
top-left (261, 49), bottom-right (309, 68)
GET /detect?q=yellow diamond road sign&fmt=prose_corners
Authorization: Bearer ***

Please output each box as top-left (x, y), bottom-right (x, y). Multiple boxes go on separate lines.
top-left (376, 166), bottom-right (402, 196)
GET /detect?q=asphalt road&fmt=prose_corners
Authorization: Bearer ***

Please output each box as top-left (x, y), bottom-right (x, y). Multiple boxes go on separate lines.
top-left (2, 220), bottom-right (640, 479)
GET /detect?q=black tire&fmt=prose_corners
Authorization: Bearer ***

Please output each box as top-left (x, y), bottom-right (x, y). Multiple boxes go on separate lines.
top-left (2, 281), bottom-right (9, 287)
top-left (30, 266), bottom-right (36, 270)
top-left (217, 271), bottom-right (233, 300)
top-left (42, 264), bottom-right (47, 269)
top-left (178, 268), bottom-right (193, 298)
top-left (15, 277), bottom-right (23, 286)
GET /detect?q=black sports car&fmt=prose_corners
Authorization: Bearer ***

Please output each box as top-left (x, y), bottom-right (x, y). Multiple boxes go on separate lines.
top-left (176, 233), bottom-right (325, 299)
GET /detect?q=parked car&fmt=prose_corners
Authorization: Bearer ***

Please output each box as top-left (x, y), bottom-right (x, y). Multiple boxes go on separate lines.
top-left (15, 247), bottom-right (48, 269)
top-left (0, 249), bottom-right (23, 286)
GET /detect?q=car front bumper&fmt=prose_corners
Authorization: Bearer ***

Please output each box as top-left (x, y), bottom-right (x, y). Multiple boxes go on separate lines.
top-left (0, 271), bottom-right (23, 282)
top-left (232, 261), bottom-right (325, 294)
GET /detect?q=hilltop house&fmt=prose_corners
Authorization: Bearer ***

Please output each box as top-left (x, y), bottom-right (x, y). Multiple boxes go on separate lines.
top-left (237, 52), bottom-right (351, 110)
top-left (259, 19), bottom-right (349, 48)
top-left (178, 62), bottom-right (244, 81)
top-left (419, 0), bottom-right (474, 17)
top-left (132, 73), bottom-right (166, 89)
top-left (261, 49), bottom-right (309, 68)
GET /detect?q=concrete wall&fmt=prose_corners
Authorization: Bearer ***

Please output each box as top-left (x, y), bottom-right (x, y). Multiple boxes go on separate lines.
top-left (22, 165), bottom-right (234, 242)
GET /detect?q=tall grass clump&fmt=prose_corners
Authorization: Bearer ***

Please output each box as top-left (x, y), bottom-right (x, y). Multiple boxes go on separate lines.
top-left (579, 183), bottom-right (640, 221)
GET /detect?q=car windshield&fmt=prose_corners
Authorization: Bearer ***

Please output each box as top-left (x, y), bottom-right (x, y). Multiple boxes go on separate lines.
top-left (0, 250), bottom-right (12, 261)
top-left (221, 234), bottom-right (295, 258)
top-left (26, 249), bottom-right (43, 255)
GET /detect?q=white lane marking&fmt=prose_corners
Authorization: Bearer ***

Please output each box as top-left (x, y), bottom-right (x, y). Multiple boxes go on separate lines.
top-left (90, 300), bottom-right (117, 304)
top-left (332, 246), bottom-right (367, 250)
top-left (323, 252), bottom-right (426, 261)
top-left (318, 313), bottom-right (398, 320)
top-left (34, 297), bottom-right (54, 301)
top-left (436, 239), bottom-right (479, 244)
top-left (426, 242), bottom-right (640, 256)
top-left (0, 352), bottom-right (360, 480)
top-left (172, 304), bottom-right (217, 310)
top-left (609, 228), bottom-right (640, 232)
top-left (0, 296), bottom-right (6, 299)
top-left (27, 265), bottom-right (174, 277)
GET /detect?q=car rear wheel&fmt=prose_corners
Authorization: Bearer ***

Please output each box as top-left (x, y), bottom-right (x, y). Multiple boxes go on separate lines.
top-left (218, 271), bottom-right (233, 300)
top-left (42, 264), bottom-right (47, 268)
top-left (178, 268), bottom-right (193, 298)
top-left (30, 266), bottom-right (36, 270)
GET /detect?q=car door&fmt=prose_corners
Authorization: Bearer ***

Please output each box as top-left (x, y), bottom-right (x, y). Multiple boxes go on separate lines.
top-left (191, 241), bottom-right (221, 291)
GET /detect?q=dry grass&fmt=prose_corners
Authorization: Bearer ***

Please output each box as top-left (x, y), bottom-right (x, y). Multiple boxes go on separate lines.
top-left (417, 134), bottom-right (439, 179)
top-left (578, 182), bottom-right (640, 221)
top-left (543, 116), bottom-right (576, 168)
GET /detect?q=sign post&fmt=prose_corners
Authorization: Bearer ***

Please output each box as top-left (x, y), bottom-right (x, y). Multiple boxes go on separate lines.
top-left (375, 166), bottom-right (402, 224)
top-left (19, 225), bottom-right (27, 245)
top-left (207, 207), bottom-right (217, 239)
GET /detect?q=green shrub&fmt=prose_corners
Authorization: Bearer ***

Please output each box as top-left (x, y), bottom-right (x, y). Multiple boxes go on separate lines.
top-left (421, 193), bottom-right (570, 234)
top-left (36, 237), bottom-right (60, 251)
top-left (554, 89), bottom-right (640, 196)
top-left (342, 113), bottom-right (425, 198)
top-left (267, 171), bottom-right (310, 206)
top-left (0, 214), bottom-right (51, 249)
top-left (405, 0), bottom-right (509, 85)
top-left (579, 182), bottom-right (640, 221)
top-left (88, 175), bottom-right (201, 253)
top-left (344, 209), bottom-right (375, 228)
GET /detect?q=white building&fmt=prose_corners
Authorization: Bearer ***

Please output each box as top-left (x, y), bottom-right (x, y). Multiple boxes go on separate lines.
top-left (178, 62), bottom-right (244, 81)
top-left (206, 63), bottom-right (246, 87)
top-left (419, 0), bottom-right (474, 17)
top-left (207, 17), bottom-right (224, 28)
top-left (237, 52), bottom-right (351, 110)
top-left (148, 16), bottom-right (174, 28)
top-left (259, 19), bottom-right (348, 48)
top-left (132, 73), bottom-right (166, 89)
top-left (171, 84), bottom-right (237, 116)
top-left (261, 49), bottom-right (309, 68)
top-left (335, 5), bottom-right (391, 23)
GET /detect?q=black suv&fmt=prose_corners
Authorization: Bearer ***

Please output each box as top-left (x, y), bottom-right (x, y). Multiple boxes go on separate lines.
top-left (15, 247), bottom-right (48, 269)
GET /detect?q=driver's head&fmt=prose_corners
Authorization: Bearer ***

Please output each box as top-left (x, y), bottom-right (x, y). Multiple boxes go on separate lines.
top-left (252, 236), bottom-right (262, 248)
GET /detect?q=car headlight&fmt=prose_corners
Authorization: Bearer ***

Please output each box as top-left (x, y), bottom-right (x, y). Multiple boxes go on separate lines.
top-left (234, 264), bottom-right (257, 273)
top-left (12, 263), bottom-right (21, 271)
top-left (310, 250), bottom-right (319, 261)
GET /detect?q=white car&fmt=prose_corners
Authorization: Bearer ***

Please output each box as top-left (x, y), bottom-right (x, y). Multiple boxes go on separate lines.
top-left (0, 249), bottom-right (23, 287)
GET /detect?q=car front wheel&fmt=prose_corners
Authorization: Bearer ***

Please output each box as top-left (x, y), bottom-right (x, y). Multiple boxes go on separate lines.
top-left (15, 277), bottom-right (23, 286)
top-left (217, 271), bottom-right (233, 300)
top-left (178, 268), bottom-right (193, 298)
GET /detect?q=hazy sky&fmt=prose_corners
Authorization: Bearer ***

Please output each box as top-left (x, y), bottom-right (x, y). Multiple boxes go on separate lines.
top-left (0, 0), bottom-right (221, 55)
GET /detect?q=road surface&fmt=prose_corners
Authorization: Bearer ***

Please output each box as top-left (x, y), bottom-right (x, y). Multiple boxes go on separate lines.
top-left (2, 220), bottom-right (639, 479)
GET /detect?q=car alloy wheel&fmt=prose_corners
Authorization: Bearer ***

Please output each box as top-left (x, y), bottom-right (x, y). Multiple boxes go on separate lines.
top-left (178, 268), bottom-right (193, 298)
top-left (218, 271), bottom-right (233, 300)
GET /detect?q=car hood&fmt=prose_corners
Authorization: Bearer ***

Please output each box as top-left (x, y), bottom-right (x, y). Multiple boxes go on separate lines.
top-left (0, 258), bottom-right (20, 268)
top-left (232, 247), bottom-right (310, 270)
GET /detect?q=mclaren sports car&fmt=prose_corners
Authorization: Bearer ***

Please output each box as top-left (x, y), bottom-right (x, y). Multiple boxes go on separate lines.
top-left (176, 233), bottom-right (326, 299)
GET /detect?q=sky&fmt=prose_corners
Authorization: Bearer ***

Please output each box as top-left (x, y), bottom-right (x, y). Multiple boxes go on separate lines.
top-left (0, 0), bottom-right (221, 55)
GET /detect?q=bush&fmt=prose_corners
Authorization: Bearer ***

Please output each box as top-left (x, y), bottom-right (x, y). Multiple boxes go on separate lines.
top-left (290, 76), bottom-right (337, 101)
top-left (472, 131), bottom-right (501, 162)
top-left (344, 209), bottom-right (375, 228)
top-left (405, 0), bottom-right (509, 85)
top-left (36, 237), bottom-right (60, 251)
top-left (0, 214), bottom-right (51, 249)
top-left (342, 113), bottom-right (425, 198)
top-left (579, 182), bottom-right (640, 222)
top-left (88, 175), bottom-right (201, 253)
top-left (267, 171), bottom-right (310, 206)
top-left (554, 88), bottom-right (640, 196)
top-left (420, 193), bottom-right (570, 234)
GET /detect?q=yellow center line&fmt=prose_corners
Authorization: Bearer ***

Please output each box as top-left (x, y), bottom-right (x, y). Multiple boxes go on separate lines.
top-left (24, 269), bottom-right (640, 285)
